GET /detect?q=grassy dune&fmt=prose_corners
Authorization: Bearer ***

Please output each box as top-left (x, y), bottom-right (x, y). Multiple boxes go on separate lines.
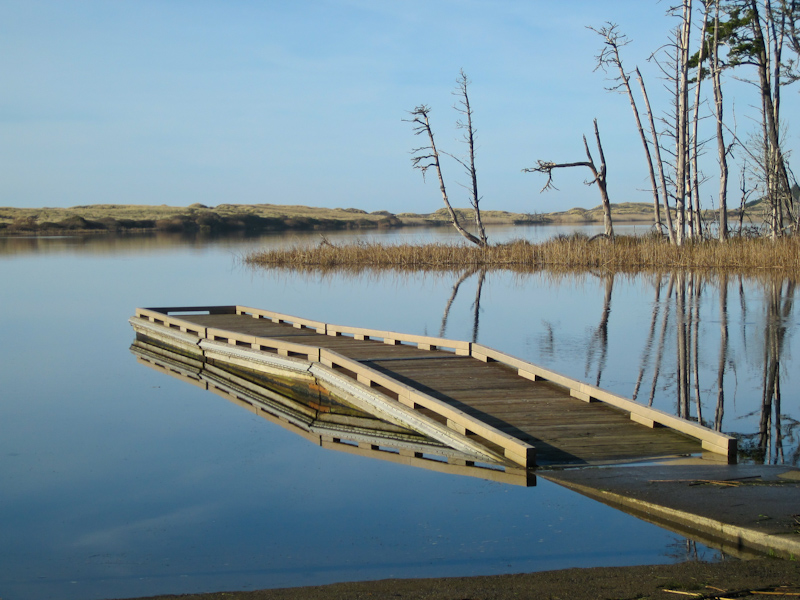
top-left (0, 200), bottom-right (767, 236)
top-left (0, 202), bottom-right (653, 235)
top-left (0, 203), bottom-right (404, 234)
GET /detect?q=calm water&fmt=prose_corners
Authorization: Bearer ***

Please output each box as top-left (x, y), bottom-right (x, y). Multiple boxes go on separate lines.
top-left (1, 225), bottom-right (796, 600)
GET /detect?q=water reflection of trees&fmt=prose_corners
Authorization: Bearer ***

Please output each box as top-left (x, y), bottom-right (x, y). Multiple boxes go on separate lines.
top-left (585, 273), bottom-right (613, 387)
top-left (630, 273), bottom-right (796, 465)
top-left (750, 279), bottom-right (797, 464)
top-left (441, 268), bottom-right (798, 465)
top-left (440, 267), bottom-right (486, 343)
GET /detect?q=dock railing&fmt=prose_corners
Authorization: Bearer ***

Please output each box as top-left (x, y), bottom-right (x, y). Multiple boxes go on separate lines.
top-left (133, 306), bottom-right (737, 462)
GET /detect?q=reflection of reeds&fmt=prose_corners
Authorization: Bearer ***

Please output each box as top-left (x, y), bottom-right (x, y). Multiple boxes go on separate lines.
top-left (244, 235), bottom-right (800, 273)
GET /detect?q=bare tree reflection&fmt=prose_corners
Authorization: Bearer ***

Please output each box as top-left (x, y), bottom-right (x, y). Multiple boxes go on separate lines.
top-left (669, 272), bottom-right (706, 424)
top-left (676, 272), bottom-right (690, 419)
top-left (539, 321), bottom-right (556, 361)
top-left (472, 269), bottom-right (486, 343)
top-left (714, 273), bottom-right (729, 432)
top-left (690, 273), bottom-right (704, 426)
top-left (439, 267), bottom-right (486, 343)
top-left (585, 272), bottom-right (614, 387)
top-left (440, 268), bottom-right (478, 338)
top-left (633, 274), bottom-right (664, 402)
top-left (722, 277), bottom-right (797, 464)
top-left (647, 273), bottom-right (676, 407)
top-left (757, 279), bottom-right (795, 464)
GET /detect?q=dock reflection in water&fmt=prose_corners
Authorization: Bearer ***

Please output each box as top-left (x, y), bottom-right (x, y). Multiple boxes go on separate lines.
top-left (130, 337), bottom-right (535, 487)
top-left (129, 333), bottom-right (798, 563)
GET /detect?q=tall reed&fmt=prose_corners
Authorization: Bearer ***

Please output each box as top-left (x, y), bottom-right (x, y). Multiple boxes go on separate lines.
top-left (244, 235), bottom-right (800, 274)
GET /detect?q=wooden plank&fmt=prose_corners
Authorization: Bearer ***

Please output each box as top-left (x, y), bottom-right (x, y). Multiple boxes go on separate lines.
top-left (327, 322), bottom-right (471, 355)
top-left (470, 342), bottom-right (736, 455)
top-left (144, 305), bottom-right (238, 315)
top-left (235, 305), bottom-right (326, 333)
top-left (134, 309), bottom-right (208, 336)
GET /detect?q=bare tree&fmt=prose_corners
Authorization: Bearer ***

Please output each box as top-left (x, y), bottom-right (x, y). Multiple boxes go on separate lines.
top-left (523, 119), bottom-right (615, 239)
top-left (407, 105), bottom-right (484, 246)
top-left (676, 0), bottom-right (694, 245)
top-left (591, 23), bottom-right (665, 232)
top-left (448, 70), bottom-right (489, 247)
top-left (737, 161), bottom-right (756, 232)
top-left (637, 68), bottom-right (677, 242)
top-left (644, 2), bottom-right (695, 245)
top-left (407, 71), bottom-right (488, 247)
top-left (690, 6), bottom-right (710, 240)
top-left (708, 0), bottom-right (733, 240)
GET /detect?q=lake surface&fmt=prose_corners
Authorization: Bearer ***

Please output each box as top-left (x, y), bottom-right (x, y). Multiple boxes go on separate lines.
top-left (1, 225), bottom-right (796, 600)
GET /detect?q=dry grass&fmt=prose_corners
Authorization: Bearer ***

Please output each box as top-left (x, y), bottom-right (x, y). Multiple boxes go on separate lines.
top-left (244, 234), bottom-right (800, 274)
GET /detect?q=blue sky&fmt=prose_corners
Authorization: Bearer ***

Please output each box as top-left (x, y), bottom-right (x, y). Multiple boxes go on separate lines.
top-left (1, 1), bottom-right (797, 214)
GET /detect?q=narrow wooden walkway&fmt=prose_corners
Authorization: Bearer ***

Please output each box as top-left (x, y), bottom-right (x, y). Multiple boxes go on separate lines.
top-left (130, 305), bottom-right (737, 469)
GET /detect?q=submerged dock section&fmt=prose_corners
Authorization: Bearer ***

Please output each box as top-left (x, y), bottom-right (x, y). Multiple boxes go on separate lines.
top-left (130, 305), bottom-right (737, 470)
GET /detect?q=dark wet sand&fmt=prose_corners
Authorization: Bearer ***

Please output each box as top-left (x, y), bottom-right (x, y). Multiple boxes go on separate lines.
top-left (117, 559), bottom-right (800, 600)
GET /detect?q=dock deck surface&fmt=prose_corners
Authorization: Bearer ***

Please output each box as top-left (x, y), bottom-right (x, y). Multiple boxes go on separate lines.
top-left (165, 311), bottom-right (704, 466)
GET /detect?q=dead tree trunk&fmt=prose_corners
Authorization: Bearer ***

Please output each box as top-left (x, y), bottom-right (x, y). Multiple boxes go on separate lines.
top-left (711, 1), bottom-right (731, 239)
top-left (637, 68), bottom-right (677, 242)
top-left (591, 23), bottom-right (663, 232)
top-left (523, 119), bottom-right (615, 239)
top-left (690, 6), bottom-right (709, 240)
top-left (451, 70), bottom-right (489, 247)
top-left (407, 105), bottom-right (484, 246)
top-left (676, 1), bottom-right (694, 246)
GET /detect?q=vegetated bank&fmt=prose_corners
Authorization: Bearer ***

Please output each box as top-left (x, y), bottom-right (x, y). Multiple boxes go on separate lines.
top-left (0, 203), bottom-right (547, 236)
top-left (245, 233), bottom-right (800, 274)
top-left (0, 204), bottom-right (403, 235)
top-left (0, 201), bottom-right (770, 237)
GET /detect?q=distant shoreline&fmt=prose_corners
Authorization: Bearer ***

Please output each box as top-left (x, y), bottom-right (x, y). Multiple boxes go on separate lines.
top-left (0, 202), bottom-right (664, 236)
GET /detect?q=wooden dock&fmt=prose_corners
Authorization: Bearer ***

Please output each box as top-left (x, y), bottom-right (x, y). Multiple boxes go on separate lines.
top-left (130, 305), bottom-right (737, 471)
